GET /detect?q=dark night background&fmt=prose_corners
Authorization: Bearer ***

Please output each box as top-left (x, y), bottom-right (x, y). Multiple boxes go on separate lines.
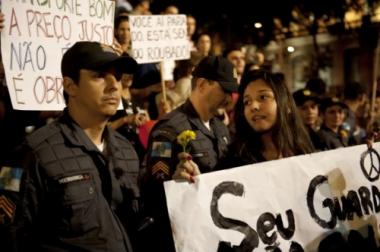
top-left (150, 0), bottom-right (349, 46)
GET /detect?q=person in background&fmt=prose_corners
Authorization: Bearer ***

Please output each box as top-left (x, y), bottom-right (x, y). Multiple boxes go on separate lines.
top-left (109, 71), bottom-right (149, 162)
top-left (155, 59), bottom-right (195, 110)
top-left (195, 33), bottom-right (212, 58)
top-left (1, 41), bottom-right (141, 252)
top-left (305, 77), bottom-right (327, 98)
top-left (343, 81), bottom-right (367, 145)
top-left (114, 14), bottom-right (132, 56)
top-left (186, 15), bottom-right (197, 51)
top-left (162, 4), bottom-right (179, 14)
top-left (318, 97), bottom-right (351, 150)
top-left (223, 44), bottom-right (246, 84)
top-left (293, 88), bottom-right (326, 150)
top-left (222, 44), bottom-right (246, 127)
top-left (131, 0), bottom-right (151, 15)
top-left (141, 56), bottom-right (238, 252)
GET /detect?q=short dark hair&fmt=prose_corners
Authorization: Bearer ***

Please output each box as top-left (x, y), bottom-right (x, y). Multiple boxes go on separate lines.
top-left (344, 81), bottom-right (367, 100)
top-left (222, 43), bottom-right (243, 58)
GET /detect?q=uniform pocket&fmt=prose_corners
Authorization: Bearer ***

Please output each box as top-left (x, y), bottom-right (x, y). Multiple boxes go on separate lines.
top-left (61, 179), bottom-right (99, 236)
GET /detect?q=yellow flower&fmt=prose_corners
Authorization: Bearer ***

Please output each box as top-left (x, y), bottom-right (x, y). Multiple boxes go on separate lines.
top-left (340, 129), bottom-right (348, 138)
top-left (177, 130), bottom-right (196, 152)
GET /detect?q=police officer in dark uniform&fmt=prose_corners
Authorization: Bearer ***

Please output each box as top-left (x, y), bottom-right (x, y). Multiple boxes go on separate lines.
top-left (141, 56), bottom-right (238, 251)
top-left (293, 88), bottom-right (326, 151)
top-left (318, 97), bottom-right (352, 150)
top-left (1, 41), bottom-right (141, 252)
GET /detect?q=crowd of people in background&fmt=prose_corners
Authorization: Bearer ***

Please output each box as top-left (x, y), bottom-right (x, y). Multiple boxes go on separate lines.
top-left (1, 1), bottom-right (380, 252)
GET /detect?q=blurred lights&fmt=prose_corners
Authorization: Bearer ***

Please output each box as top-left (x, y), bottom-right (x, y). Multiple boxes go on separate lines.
top-left (287, 46), bottom-right (295, 53)
top-left (254, 22), bottom-right (262, 29)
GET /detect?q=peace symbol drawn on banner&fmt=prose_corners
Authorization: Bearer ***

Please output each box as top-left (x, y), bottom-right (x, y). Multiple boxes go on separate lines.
top-left (360, 148), bottom-right (380, 182)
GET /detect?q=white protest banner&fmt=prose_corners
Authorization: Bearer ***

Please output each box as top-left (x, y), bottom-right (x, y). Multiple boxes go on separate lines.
top-left (1, 0), bottom-right (115, 111)
top-left (165, 144), bottom-right (380, 251)
top-left (129, 15), bottom-right (190, 64)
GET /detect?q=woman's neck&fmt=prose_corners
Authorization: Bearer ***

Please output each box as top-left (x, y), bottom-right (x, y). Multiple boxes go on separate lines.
top-left (261, 132), bottom-right (281, 161)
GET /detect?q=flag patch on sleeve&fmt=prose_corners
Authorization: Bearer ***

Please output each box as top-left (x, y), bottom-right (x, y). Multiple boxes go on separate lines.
top-left (0, 166), bottom-right (23, 192)
top-left (151, 141), bottom-right (172, 158)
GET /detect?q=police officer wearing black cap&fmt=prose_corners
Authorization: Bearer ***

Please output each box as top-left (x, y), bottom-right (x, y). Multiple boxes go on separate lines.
top-left (141, 55), bottom-right (238, 251)
top-left (1, 41), bottom-right (141, 252)
top-left (293, 88), bottom-right (326, 151)
top-left (318, 96), bottom-right (352, 150)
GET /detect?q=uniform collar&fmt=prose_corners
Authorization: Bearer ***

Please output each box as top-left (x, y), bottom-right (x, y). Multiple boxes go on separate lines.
top-left (58, 109), bottom-right (118, 153)
top-left (181, 100), bottom-right (216, 139)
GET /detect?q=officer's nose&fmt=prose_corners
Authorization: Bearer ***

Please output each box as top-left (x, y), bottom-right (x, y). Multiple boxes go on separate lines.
top-left (105, 73), bottom-right (120, 89)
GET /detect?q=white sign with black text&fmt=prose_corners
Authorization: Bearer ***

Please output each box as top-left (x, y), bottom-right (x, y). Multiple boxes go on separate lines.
top-left (165, 144), bottom-right (380, 251)
top-left (1, 0), bottom-right (115, 110)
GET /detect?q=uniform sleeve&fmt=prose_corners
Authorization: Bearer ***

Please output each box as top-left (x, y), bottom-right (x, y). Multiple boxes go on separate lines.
top-left (145, 127), bottom-right (179, 182)
top-left (0, 146), bottom-right (41, 251)
top-left (139, 126), bottom-right (179, 252)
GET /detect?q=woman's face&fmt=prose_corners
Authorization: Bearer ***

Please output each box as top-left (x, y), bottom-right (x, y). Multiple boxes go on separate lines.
top-left (116, 20), bottom-right (131, 46)
top-left (243, 79), bottom-right (277, 133)
top-left (196, 34), bottom-right (211, 55)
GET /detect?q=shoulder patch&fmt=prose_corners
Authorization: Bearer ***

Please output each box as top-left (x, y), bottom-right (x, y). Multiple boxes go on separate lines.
top-left (151, 161), bottom-right (170, 178)
top-left (0, 166), bottom-right (23, 192)
top-left (0, 195), bottom-right (16, 225)
top-left (151, 142), bottom-right (172, 158)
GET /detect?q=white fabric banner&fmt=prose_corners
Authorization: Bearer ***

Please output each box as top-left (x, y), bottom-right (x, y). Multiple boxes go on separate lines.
top-left (165, 143), bottom-right (380, 251)
top-left (1, 0), bottom-right (115, 111)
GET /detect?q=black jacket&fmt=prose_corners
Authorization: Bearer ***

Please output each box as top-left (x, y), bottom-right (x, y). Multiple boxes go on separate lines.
top-left (141, 99), bottom-right (231, 252)
top-left (4, 110), bottom-right (140, 252)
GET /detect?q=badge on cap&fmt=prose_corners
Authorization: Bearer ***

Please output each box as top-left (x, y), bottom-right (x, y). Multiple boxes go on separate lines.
top-left (303, 89), bottom-right (311, 96)
top-left (0, 166), bottom-right (23, 192)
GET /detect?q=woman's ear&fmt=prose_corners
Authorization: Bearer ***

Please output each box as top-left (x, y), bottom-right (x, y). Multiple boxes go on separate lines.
top-left (63, 77), bottom-right (78, 99)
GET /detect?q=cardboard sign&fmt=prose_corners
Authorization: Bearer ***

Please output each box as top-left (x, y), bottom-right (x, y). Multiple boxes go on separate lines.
top-left (1, 0), bottom-right (115, 110)
top-left (165, 144), bottom-right (380, 251)
top-left (129, 15), bottom-right (190, 64)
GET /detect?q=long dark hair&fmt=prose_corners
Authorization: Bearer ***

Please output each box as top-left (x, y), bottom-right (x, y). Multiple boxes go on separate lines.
top-left (233, 70), bottom-right (314, 162)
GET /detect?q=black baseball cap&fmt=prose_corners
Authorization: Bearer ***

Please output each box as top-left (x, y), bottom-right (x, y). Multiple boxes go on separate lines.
top-left (292, 88), bottom-right (320, 106)
top-left (192, 56), bottom-right (239, 93)
top-left (320, 97), bottom-right (348, 112)
top-left (61, 41), bottom-right (138, 79)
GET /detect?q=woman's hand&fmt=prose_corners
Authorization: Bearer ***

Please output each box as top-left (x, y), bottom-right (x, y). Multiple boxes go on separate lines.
top-left (172, 152), bottom-right (200, 183)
